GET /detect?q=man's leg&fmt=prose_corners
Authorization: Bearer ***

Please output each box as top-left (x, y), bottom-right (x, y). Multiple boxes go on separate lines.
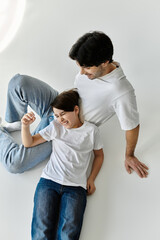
top-left (31, 178), bottom-right (60, 240)
top-left (5, 73), bottom-right (58, 123)
top-left (0, 127), bottom-right (52, 173)
top-left (0, 74), bottom-right (58, 173)
top-left (57, 186), bottom-right (87, 240)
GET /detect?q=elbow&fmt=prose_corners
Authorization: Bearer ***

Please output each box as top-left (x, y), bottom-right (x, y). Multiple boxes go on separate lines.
top-left (22, 140), bottom-right (33, 148)
top-left (101, 150), bottom-right (104, 165)
top-left (22, 143), bottom-right (30, 148)
top-left (99, 150), bottom-right (104, 165)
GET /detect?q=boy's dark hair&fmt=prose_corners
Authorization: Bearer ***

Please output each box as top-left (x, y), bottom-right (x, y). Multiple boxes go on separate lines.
top-left (51, 89), bottom-right (80, 112)
top-left (69, 31), bottom-right (113, 67)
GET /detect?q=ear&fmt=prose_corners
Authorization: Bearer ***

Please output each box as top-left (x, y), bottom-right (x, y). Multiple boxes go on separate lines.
top-left (74, 105), bottom-right (80, 115)
top-left (101, 60), bottom-right (109, 67)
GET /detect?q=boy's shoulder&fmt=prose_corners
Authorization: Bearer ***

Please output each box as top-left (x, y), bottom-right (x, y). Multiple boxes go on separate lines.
top-left (83, 121), bottom-right (99, 131)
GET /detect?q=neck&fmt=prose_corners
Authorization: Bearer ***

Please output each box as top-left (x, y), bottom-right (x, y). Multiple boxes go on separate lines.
top-left (77, 121), bottom-right (83, 128)
top-left (101, 62), bottom-right (117, 77)
top-left (73, 120), bottom-right (83, 128)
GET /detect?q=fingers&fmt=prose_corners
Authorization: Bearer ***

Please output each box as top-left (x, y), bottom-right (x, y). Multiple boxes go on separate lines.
top-left (24, 112), bottom-right (35, 120)
top-left (22, 112), bottom-right (36, 125)
top-left (87, 188), bottom-right (95, 195)
top-left (140, 162), bottom-right (149, 170)
top-left (87, 183), bottom-right (96, 195)
top-left (125, 157), bottom-right (149, 178)
top-left (135, 166), bottom-right (147, 178)
top-left (125, 164), bottom-right (132, 174)
top-left (139, 166), bottom-right (148, 178)
top-left (133, 161), bottom-right (149, 178)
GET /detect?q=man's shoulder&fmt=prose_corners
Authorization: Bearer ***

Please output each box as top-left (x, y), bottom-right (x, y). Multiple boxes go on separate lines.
top-left (75, 72), bottom-right (88, 80)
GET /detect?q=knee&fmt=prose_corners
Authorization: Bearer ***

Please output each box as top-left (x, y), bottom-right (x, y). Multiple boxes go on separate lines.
top-left (4, 161), bottom-right (24, 174)
top-left (8, 74), bottom-right (26, 92)
top-left (8, 74), bottom-right (32, 94)
top-left (5, 165), bottom-right (24, 174)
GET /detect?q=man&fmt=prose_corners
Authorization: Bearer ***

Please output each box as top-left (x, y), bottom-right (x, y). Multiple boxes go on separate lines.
top-left (69, 31), bottom-right (148, 178)
top-left (0, 31), bottom-right (148, 177)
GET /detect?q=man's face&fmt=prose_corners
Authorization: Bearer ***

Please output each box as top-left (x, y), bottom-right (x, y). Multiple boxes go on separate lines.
top-left (76, 61), bottom-right (106, 80)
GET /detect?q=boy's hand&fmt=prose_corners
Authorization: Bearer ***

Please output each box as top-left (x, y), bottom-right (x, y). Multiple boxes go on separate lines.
top-left (87, 177), bottom-right (96, 195)
top-left (21, 112), bottom-right (36, 126)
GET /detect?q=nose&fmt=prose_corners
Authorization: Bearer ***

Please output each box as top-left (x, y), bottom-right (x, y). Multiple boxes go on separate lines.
top-left (80, 67), bottom-right (85, 75)
top-left (60, 117), bottom-right (64, 122)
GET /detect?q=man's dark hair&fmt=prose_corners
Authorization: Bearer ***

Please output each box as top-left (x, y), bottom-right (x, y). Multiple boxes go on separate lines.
top-left (51, 89), bottom-right (80, 112)
top-left (69, 31), bottom-right (114, 67)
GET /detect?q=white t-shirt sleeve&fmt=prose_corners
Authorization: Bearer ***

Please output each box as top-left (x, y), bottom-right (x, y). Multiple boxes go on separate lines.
top-left (113, 90), bottom-right (139, 130)
top-left (39, 121), bottom-right (57, 141)
top-left (93, 127), bottom-right (103, 150)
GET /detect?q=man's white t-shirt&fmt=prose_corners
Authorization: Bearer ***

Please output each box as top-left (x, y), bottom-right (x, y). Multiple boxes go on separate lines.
top-left (74, 62), bottom-right (139, 130)
top-left (39, 120), bottom-right (103, 189)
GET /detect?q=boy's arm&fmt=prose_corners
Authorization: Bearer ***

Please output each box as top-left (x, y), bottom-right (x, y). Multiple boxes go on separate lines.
top-left (87, 148), bottom-right (104, 195)
top-left (21, 112), bottom-right (46, 148)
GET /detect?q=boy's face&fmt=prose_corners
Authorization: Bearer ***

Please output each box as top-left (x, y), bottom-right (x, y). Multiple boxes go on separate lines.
top-left (53, 106), bottom-right (81, 129)
top-left (76, 61), bottom-right (108, 80)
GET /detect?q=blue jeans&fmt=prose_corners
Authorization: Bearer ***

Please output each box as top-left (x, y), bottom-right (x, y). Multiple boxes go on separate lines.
top-left (32, 178), bottom-right (87, 240)
top-left (0, 74), bottom-right (59, 173)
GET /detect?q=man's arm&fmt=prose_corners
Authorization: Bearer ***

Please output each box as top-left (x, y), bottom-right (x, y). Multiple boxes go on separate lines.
top-left (87, 149), bottom-right (104, 195)
top-left (125, 124), bottom-right (148, 178)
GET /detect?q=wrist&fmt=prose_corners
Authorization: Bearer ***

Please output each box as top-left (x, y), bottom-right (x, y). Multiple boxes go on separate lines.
top-left (125, 153), bottom-right (134, 157)
top-left (125, 147), bottom-right (135, 158)
top-left (22, 123), bottom-right (30, 129)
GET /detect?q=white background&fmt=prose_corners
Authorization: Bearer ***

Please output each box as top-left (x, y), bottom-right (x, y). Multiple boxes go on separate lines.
top-left (0, 0), bottom-right (160, 239)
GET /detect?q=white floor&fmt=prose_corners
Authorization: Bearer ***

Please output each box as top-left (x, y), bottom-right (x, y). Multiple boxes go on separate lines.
top-left (0, 1), bottom-right (160, 239)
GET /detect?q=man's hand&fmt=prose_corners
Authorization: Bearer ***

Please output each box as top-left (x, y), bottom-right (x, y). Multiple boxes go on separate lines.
top-left (125, 155), bottom-right (149, 178)
top-left (125, 125), bottom-right (149, 178)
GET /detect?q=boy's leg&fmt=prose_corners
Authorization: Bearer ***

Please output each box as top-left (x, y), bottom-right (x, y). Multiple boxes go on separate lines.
top-left (0, 127), bottom-right (52, 173)
top-left (57, 186), bottom-right (87, 240)
top-left (0, 74), bottom-right (58, 172)
top-left (31, 178), bottom-right (60, 240)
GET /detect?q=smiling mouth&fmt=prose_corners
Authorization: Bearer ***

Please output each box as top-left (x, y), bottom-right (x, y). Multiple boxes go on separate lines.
top-left (61, 120), bottom-right (69, 125)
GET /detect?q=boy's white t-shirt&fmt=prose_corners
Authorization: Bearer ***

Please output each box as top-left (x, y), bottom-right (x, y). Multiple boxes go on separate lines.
top-left (39, 120), bottom-right (103, 189)
top-left (74, 62), bottom-right (139, 130)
